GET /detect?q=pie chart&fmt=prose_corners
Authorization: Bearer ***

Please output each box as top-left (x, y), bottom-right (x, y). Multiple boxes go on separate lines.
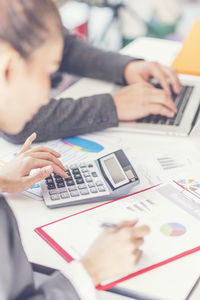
top-left (160, 222), bottom-right (186, 237)
top-left (177, 179), bottom-right (200, 193)
top-left (61, 137), bottom-right (104, 153)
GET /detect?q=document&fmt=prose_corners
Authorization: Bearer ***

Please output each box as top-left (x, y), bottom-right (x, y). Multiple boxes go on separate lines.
top-left (126, 138), bottom-right (200, 195)
top-left (37, 182), bottom-right (200, 289)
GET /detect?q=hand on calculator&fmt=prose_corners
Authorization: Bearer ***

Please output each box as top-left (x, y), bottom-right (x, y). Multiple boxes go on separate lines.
top-left (41, 149), bottom-right (140, 208)
top-left (0, 133), bottom-right (67, 193)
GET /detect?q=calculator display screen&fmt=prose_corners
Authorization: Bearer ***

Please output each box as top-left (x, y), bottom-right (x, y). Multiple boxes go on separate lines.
top-left (104, 157), bottom-right (126, 184)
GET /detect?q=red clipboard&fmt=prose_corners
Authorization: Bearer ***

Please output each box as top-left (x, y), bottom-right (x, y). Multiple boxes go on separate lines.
top-left (35, 184), bottom-right (200, 290)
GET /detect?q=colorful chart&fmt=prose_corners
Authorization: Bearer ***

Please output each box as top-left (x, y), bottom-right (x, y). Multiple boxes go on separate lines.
top-left (160, 223), bottom-right (186, 237)
top-left (0, 159), bottom-right (5, 168)
top-left (126, 199), bottom-right (155, 214)
top-left (61, 137), bottom-right (104, 153)
top-left (177, 179), bottom-right (200, 193)
top-left (31, 183), bottom-right (40, 189)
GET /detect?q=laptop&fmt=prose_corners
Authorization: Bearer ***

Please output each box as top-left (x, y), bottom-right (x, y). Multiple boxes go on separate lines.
top-left (118, 79), bottom-right (200, 137)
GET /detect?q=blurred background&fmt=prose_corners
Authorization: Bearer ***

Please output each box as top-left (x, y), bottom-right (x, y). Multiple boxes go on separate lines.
top-left (54, 0), bottom-right (200, 51)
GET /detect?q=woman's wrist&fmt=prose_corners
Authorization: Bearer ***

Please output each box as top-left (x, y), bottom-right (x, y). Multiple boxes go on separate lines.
top-left (0, 168), bottom-right (7, 192)
top-left (0, 173), bottom-right (5, 192)
top-left (81, 257), bottom-right (101, 287)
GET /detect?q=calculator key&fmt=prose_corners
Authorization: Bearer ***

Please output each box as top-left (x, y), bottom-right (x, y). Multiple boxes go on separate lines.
top-left (65, 176), bottom-right (73, 181)
top-left (66, 170), bottom-right (71, 176)
top-left (86, 177), bottom-right (93, 183)
top-left (66, 179), bottom-right (75, 186)
top-left (57, 187), bottom-right (67, 193)
top-left (130, 177), bottom-right (137, 182)
top-left (76, 178), bottom-right (84, 184)
top-left (88, 163), bottom-right (93, 168)
top-left (91, 172), bottom-right (98, 178)
top-left (83, 172), bottom-right (90, 177)
top-left (61, 192), bottom-right (70, 199)
top-left (80, 189), bottom-right (89, 195)
top-left (68, 186), bottom-right (78, 192)
top-left (47, 183), bottom-right (56, 190)
top-left (70, 164), bottom-right (78, 169)
top-left (50, 194), bottom-right (60, 201)
top-left (55, 177), bottom-right (64, 183)
top-left (81, 168), bottom-right (88, 173)
top-left (78, 184), bottom-right (87, 190)
top-left (45, 178), bottom-right (54, 184)
top-left (49, 189), bottom-right (59, 195)
top-left (74, 174), bottom-right (82, 179)
top-left (90, 187), bottom-right (98, 193)
top-left (96, 180), bottom-right (103, 186)
top-left (53, 173), bottom-right (61, 178)
top-left (57, 182), bottom-right (65, 188)
top-left (88, 182), bottom-right (95, 188)
top-left (98, 186), bottom-right (106, 192)
top-left (80, 163), bottom-right (86, 168)
top-left (70, 191), bottom-right (80, 197)
top-left (72, 168), bottom-right (80, 175)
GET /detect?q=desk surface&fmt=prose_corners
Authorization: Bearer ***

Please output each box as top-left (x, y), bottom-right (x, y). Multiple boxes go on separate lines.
top-left (5, 37), bottom-right (200, 300)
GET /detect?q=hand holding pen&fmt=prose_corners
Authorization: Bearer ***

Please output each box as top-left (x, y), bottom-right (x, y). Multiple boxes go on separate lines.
top-left (82, 220), bottom-right (150, 286)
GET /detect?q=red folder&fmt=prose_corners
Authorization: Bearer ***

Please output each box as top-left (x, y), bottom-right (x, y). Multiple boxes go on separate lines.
top-left (35, 184), bottom-right (200, 290)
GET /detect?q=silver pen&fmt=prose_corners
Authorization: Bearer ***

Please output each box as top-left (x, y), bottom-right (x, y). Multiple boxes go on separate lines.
top-left (101, 222), bottom-right (120, 230)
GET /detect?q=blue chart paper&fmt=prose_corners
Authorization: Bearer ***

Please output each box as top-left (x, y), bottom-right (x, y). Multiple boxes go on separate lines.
top-left (61, 137), bottom-right (104, 153)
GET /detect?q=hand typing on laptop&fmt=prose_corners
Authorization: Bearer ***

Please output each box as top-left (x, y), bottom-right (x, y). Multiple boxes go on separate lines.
top-left (112, 61), bottom-right (180, 121)
top-left (113, 81), bottom-right (178, 121)
top-left (124, 61), bottom-right (181, 95)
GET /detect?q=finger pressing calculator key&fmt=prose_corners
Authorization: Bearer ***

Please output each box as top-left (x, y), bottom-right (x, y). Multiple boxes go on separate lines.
top-left (41, 149), bottom-right (140, 208)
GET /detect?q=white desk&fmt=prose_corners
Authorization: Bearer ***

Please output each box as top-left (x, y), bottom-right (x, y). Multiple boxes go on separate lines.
top-left (6, 37), bottom-right (200, 300)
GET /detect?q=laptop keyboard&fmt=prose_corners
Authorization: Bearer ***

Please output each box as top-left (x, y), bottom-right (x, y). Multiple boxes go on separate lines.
top-left (136, 84), bottom-right (194, 126)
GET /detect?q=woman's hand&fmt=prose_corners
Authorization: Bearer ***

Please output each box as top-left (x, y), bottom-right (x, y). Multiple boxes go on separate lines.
top-left (124, 61), bottom-right (181, 95)
top-left (112, 82), bottom-right (177, 121)
top-left (0, 133), bottom-right (67, 193)
top-left (81, 220), bottom-right (150, 286)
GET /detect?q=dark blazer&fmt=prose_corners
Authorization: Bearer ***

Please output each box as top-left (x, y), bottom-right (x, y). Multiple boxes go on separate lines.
top-left (1, 30), bottom-right (134, 144)
top-left (0, 195), bottom-right (80, 300)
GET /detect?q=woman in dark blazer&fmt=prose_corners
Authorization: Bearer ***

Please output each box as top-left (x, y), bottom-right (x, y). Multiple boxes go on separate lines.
top-left (0, 1), bottom-right (149, 299)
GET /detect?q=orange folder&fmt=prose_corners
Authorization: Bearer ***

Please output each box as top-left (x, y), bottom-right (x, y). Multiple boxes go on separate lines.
top-left (172, 20), bottom-right (200, 76)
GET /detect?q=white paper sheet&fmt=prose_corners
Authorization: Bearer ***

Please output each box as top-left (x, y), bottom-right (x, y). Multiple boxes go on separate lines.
top-left (42, 182), bottom-right (200, 287)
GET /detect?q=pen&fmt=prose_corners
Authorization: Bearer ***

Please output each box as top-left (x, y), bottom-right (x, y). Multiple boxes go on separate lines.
top-left (101, 222), bottom-right (120, 230)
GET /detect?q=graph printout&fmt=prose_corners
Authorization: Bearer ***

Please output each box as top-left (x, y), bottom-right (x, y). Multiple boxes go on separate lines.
top-left (37, 182), bottom-right (200, 288)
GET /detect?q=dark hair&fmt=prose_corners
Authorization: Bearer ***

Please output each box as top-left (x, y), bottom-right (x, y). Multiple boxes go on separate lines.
top-left (0, 0), bottom-right (63, 58)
